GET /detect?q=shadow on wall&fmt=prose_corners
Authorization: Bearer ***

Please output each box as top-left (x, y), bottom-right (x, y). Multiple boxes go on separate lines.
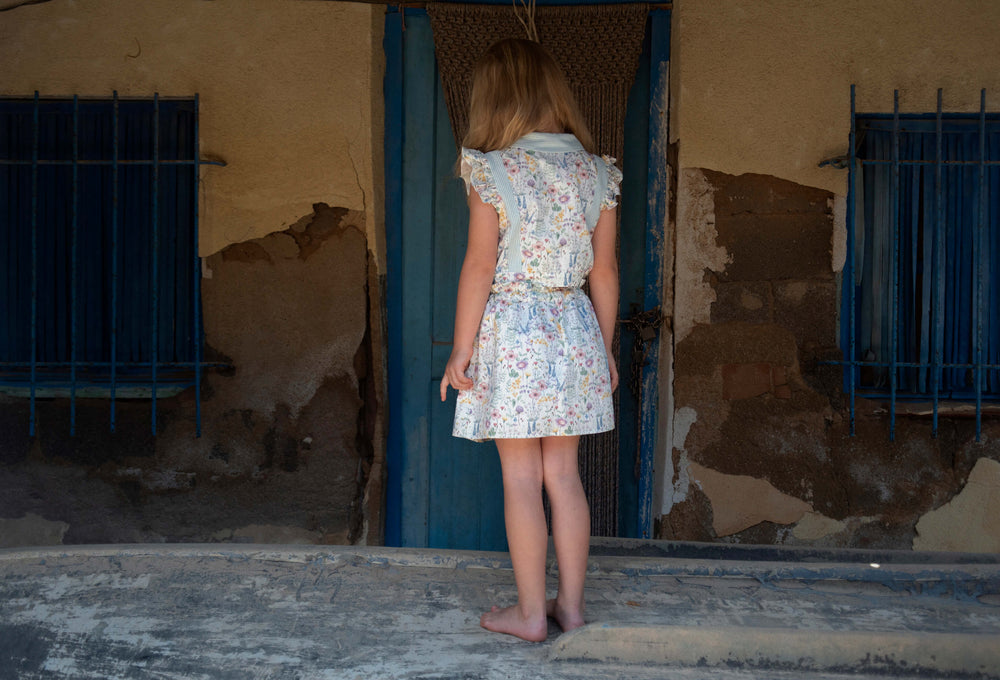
top-left (0, 204), bottom-right (377, 549)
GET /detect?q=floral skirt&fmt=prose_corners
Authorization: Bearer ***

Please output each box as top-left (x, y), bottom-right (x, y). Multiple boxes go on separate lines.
top-left (452, 283), bottom-right (615, 442)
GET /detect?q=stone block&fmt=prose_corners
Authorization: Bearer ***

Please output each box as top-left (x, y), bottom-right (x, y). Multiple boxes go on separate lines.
top-left (714, 213), bottom-right (833, 282)
top-left (711, 281), bottom-right (772, 324)
top-left (701, 171), bottom-right (834, 284)
top-left (676, 323), bottom-right (799, 378)
top-left (774, 279), bottom-right (837, 349)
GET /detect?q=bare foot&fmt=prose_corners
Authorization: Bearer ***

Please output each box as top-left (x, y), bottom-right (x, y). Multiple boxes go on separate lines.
top-left (480, 604), bottom-right (547, 642)
top-left (546, 598), bottom-right (585, 632)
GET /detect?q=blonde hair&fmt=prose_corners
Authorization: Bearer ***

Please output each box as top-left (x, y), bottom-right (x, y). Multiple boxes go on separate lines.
top-left (462, 39), bottom-right (595, 154)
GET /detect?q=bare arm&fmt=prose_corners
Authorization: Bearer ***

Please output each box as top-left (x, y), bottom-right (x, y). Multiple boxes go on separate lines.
top-left (440, 190), bottom-right (499, 401)
top-left (588, 207), bottom-right (619, 391)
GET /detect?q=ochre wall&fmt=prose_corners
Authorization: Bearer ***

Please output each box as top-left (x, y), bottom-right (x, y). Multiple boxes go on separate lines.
top-left (0, 0), bottom-right (386, 547)
top-left (670, 0), bottom-right (1000, 197)
top-left (0, 0), bottom-right (384, 260)
top-left (662, 0), bottom-right (1000, 552)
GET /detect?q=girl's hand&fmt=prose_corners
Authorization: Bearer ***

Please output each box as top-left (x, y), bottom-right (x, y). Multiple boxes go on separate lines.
top-left (608, 355), bottom-right (619, 392)
top-left (440, 346), bottom-right (474, 401)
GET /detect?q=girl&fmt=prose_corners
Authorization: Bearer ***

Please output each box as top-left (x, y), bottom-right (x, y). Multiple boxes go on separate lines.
top-left (439, 38), bottom-right (621, 642)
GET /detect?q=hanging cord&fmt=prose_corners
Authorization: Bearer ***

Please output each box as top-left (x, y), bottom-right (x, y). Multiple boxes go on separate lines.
top-left (514, 0), bottom-right (539, 42)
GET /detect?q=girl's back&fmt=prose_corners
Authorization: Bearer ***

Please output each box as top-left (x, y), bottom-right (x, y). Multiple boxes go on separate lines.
top-left (462, 133), bottom-right (621, 291)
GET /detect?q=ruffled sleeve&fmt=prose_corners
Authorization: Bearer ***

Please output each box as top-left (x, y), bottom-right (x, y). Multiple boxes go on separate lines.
top-left (600, 155), bottom-right (624, 211)
top-left (460, 147), bottom-right (502, 210)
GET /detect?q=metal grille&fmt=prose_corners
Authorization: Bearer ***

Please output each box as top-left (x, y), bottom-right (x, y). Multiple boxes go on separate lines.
top-left (0, 92), bottom-right (223, 436)
top-left (840, 87), bottom-right (1000, 441)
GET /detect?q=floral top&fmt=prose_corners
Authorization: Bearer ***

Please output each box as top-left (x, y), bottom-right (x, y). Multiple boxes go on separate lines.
top-left (460, 133), bottom-right (622, 291)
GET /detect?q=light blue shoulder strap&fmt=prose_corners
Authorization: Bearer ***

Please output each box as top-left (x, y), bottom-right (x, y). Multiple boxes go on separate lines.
top-left (485, 150), bottom-right (522, 273)
top-left (586, 155), bottom-right (609, 230)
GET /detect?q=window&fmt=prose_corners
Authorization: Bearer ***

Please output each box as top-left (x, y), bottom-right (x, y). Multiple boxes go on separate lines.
top-left (0, 93), bottom-right (208, 434)
top-left (843, 88), bottom-right (999, 439)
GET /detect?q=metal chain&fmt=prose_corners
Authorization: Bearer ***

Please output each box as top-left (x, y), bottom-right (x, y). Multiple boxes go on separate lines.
top-left (619, 305), bottom-right (663, 399)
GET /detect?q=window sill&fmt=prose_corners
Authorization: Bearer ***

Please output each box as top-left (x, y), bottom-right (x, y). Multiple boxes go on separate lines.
top-left (869, 401), bottom-right (1000, 417)
top-left (0, 385), bottom-right (188, 399)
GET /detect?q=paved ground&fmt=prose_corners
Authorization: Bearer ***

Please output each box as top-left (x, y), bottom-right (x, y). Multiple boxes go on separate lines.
top-left (1, 540), bottom-right (999, 679)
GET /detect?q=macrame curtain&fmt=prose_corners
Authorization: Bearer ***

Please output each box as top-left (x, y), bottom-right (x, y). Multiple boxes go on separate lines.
top-left (427, 3), bottom-right (649, 537)
top-left (426, 2), bottom-right (649, 161)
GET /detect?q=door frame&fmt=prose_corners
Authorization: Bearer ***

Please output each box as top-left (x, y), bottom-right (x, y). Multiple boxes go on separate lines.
top-left (383, 5), bottom-right (671, 546)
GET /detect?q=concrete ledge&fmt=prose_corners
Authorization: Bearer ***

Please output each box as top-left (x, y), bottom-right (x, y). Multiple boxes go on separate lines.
top-left (550, 623), bottom-right (1000, 677)
top-left (3, 543), bottom-right (999, 592)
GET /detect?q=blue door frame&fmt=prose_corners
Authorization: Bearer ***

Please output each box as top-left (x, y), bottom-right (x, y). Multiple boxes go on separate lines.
top-left (385, 6), bottom-right (670, 547)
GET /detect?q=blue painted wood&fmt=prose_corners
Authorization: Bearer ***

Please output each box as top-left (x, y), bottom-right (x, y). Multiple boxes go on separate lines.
top-left (614, 9), bottom-right (670, 539)
top-left (383, 10), bottom-right (502, 550)
top-left (383, 8), bottom-right (406, 548)
top-left (387, 9), bottom-right (507, 550)
top-left (615, 20), bottom-right (650, 538)
top-left (637, 8), bottom-right (671, 539)
top-left (399, 13), bottom-right (437, 548)
top-left (427, 76), bottom-right (507, 551)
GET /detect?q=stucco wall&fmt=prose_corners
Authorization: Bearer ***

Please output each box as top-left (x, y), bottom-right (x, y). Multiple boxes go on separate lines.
top-left (670, 0), bottom-right (1000, 197)
top-left (662, 0), bottom-right (1000, 551)
top-left (0, 0), bottom-right (384, 260)
top-left (0, 0), bottom-right (386, 547)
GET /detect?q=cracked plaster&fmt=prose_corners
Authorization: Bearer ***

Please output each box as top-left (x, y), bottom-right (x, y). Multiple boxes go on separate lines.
top-left (914, 457), bottom-right (1000, 553)
top-left (688, 461), bottom-right (812, 537)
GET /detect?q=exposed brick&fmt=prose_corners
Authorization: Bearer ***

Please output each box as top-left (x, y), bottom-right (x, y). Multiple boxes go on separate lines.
top-left (700, 170), bottom-right (834, 284)
top-left (714, 213), bottom-right (833, 282)
top-left (722, 363), bottom-right (773, 400)
top-left (774, 279), bottom-right (837, 349)
top-left (676, 323), bottom-right (799, 378)
top-left (711, 280), bottom-right (772, 324)
top-left (704, 170), bottom-right (832, 217)
top-left (772, 366), bottom-right (787, 387)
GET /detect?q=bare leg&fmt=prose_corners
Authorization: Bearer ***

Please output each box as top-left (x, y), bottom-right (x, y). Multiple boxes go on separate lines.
top-left (541, 435), bottom-right (588, 632)
top-left (480, 438), bottom-right (548, 642)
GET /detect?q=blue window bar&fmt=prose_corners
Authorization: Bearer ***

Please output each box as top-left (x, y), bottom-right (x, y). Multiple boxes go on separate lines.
top-left (842, 87), bottom-right (1000, 441)
top-left (0, 92), bottom-right (226, 436)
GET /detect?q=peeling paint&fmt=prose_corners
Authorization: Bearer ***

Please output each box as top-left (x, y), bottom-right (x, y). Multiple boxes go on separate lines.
top-left (0, 514), bottom-right (69, 549)
top-left (914, 458), bottom-right (1000, 553)
top-left (792, 511), bottom-right (846, 541)
top-left (672, 407), bottom-right (698, 453)
top-left (664, 407), bottom-right (699, 512)
top-left (674, 169), bottom-right (730, 343)
top-left (202, 206), bottom-right (367, 420)
top-left (688, 462), bottom-right (812, 537)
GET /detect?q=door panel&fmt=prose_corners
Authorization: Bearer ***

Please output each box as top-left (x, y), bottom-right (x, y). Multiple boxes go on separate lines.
top-left (387, 10), bottom-right (507, 550)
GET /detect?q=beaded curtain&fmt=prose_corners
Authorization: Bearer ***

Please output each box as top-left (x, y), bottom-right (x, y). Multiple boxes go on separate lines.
top-left (427, 3), bottom-right (649, 537)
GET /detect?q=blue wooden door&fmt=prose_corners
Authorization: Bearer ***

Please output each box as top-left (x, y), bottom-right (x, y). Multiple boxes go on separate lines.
top-left (385, 8), bottom-right (669, 549)
top-left (384, 10), bottom-right (507, 550)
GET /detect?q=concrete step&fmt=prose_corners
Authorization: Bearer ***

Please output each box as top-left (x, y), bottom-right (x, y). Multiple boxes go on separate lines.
top-left (2, 543), bottom-right (999, 679)
top-left (551, 623), bottom-right (1000, 677)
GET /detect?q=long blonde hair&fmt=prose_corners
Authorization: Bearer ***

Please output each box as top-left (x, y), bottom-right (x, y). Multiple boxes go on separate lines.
top-left (462, 39), bottom-right (595, 154)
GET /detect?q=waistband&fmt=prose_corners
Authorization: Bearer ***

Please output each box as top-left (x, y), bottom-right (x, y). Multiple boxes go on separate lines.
top-left (491, 280), bottom-right (583, 296)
